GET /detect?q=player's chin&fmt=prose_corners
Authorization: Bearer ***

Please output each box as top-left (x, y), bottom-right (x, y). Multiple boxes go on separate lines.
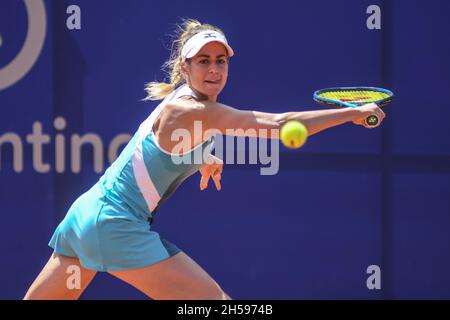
top-left (202, 81), bottom-right (225, 95)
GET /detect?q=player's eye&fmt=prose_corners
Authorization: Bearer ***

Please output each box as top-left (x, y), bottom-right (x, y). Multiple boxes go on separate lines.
top-left (199, 59), bottom-right (209, 65)
top-left (217, 59), bottom-right (227, 65)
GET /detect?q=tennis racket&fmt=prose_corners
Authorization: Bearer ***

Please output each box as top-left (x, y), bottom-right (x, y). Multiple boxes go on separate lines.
top-left (313, 87), bottom-right (394, 127)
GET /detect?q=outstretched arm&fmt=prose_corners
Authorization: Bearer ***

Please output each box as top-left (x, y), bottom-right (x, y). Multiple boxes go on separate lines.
top-left (156, 98), bottom-right (386, 153)
top-left (163, 98), bottom-right (384, 191)
top-left (197, 100), bottom-right (385, 138)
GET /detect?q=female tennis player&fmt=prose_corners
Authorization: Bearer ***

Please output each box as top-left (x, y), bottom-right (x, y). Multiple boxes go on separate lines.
top-left (24, 19), bottom-right (385, 300)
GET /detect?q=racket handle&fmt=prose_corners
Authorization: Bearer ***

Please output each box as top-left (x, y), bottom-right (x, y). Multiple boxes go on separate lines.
top-left (365, 114), bottom-right (379, 127)
top-left (338, 101), bottom-right (380, 127)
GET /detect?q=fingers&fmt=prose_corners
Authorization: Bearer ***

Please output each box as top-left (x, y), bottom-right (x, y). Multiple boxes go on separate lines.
top-left (212, 172), bottom-right (221, 191)
top-left (200, 171), bottom-right (210, 191)
top-left (199, 164), bottom-right (222, 191)
top-left (356, 104), bottom-right (386, 128)
top-left (368, 108), bottom-right (386, 128)
top-left (200, 172), bottom-right (221, 191)
top-left (199, 164), bottom-right (211, 190)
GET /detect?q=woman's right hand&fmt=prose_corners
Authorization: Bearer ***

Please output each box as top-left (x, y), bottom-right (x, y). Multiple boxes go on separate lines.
top-left (352, 103), bottom-right (386, 128)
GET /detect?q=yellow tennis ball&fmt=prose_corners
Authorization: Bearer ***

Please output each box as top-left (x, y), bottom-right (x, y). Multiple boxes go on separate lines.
top-left (280, 121), bottom-right (308, 149)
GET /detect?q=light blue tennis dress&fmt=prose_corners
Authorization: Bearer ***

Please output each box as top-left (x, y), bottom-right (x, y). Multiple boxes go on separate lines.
top-left (49, 85), bottom-right (214, 271)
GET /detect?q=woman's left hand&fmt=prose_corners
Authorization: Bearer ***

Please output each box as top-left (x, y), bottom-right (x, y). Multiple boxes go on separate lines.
top-left (199, 155), bottom-right (223, 191)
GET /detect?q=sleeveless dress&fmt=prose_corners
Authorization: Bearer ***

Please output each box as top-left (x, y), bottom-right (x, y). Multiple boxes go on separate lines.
top-left (49, 84), bottom-right (214, 271)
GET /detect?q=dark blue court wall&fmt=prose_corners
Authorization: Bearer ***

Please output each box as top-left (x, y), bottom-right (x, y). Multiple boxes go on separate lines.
top-left (0, 0), bottom-right (449, 299)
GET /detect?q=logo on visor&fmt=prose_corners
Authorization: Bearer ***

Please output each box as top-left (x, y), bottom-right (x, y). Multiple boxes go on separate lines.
top-left (203, 33), bottom-right (218, 39)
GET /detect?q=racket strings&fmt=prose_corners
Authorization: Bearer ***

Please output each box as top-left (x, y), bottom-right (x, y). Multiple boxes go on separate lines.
top-left (318, 90), bottom-right (390, 103)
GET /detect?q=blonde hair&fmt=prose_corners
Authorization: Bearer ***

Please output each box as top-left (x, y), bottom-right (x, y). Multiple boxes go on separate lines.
top-left (144, 19), bottom-right (226, 101)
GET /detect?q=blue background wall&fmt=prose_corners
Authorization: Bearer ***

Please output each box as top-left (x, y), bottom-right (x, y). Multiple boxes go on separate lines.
top-left (1, 0), bottom-right (449, 299)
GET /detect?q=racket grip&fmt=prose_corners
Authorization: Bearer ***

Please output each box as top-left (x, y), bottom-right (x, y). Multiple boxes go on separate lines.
top-left (365, 115), bottom-right (379, 127)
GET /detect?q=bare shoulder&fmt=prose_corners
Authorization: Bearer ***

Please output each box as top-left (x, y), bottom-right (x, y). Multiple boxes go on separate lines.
top-left (163, 96), bottom-right (199, 116)
top-left (171, 96), bottom-right (206, 110)
top-left (164, 96), bottom-right (214, 122)
top-left (154, 96), bottom-right (215, 151)
top-left (161, 97), bottom-right (244, 134)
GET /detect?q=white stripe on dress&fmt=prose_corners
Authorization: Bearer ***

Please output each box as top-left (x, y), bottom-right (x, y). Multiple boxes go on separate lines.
top-left (131, 140), bottom-right (161, 212)
top-left (130, 85), bottom-right (195, 213)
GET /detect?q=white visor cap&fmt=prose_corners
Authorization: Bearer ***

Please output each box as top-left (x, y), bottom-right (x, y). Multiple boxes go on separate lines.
top-left (181, 30), bottom-right (234, 61)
